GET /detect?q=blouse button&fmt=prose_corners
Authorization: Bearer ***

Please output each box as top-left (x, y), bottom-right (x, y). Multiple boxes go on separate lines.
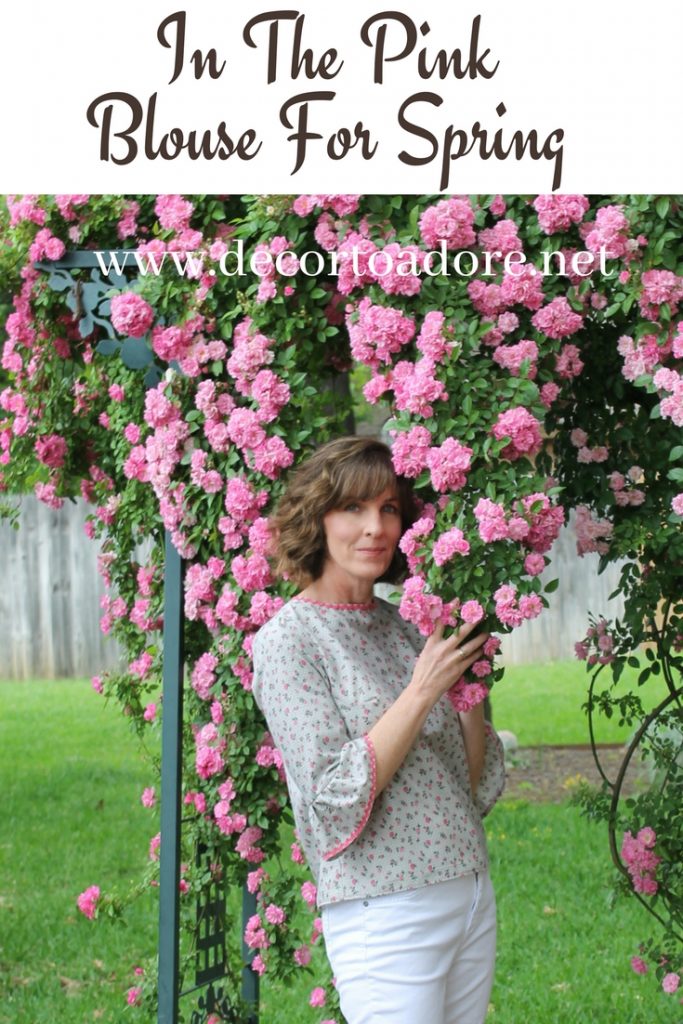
top-left (363, 900), bottom-right (369, 907)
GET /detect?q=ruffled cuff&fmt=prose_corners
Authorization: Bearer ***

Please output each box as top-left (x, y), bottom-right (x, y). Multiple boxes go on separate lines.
top-left (475, 722), bottom-right (506, 817)
top-left (317, 734), bottom-right (377, 861)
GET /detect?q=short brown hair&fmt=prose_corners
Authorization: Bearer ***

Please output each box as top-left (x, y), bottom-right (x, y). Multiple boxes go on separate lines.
top-left (270, 436), bottom-right (419, 588)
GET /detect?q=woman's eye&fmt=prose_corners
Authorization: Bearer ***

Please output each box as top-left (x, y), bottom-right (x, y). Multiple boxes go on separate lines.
top-left (383, 504), bottom-right (400, 514)
top-left (344, 502), bottom-right (360, 512)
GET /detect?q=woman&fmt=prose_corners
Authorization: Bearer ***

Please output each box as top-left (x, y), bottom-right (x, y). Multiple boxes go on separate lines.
top-left (251, 436), bottom-right (505, 1024)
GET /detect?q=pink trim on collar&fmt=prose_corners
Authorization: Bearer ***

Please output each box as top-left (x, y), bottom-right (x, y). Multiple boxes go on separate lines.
top-left (322, 734), bottom-right (378, 861)
top-left (292, 594), bottom-right (377, 611)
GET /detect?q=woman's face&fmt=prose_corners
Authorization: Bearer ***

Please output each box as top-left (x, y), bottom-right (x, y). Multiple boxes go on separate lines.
top-left (321, 486), bottom-right (403, 585)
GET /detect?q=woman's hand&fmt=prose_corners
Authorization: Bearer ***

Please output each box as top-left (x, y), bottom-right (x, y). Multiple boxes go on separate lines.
top-left (407, 620), bottom-right (488, 708)
top-left (367, 620), bottom-right (488, 798)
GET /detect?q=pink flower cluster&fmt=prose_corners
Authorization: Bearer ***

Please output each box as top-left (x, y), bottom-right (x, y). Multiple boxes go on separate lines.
top-left (292, 195), bottom-right (360, 217)
top-left (244, 912), bottom-right (270, 951)
top-left (390, 424), bottom-right (433, 478)
top-left (621, 827), bottom-right (660, 895)
top-left (555, 344), bottom-right (584, 380)
top-left (662, 972), bottom-right (680, 995)
top-left (478, 218), bottom-right (522, 259)
top-left (155, 194), bottom-right (194, 233)
top-left (654, 367), bottom-right (683, 427)
top-left (28, 228), bottom-right (66, 262)
top-left (191, 652), bottom-right (219, 700)
top-left (609, 468), bottom-right (646, 508)
top-left (195, 722), bottom-right (226, 780)
top-left (630, 955), bottom-right (648, 976)
top-left (253, 236), bottom-right (299, 302)
top-left (398, 515), bottom-right (435, 574)
top-left (583, 205), bottom-right (631, 260)
top-left (533, 194), bottom-right (590, 235)
top-left (638, 269), bottom-right (683, 322)
top-left (447, 680), bottom-right (490, 714)
top-left (6, 194), bottom-right (46, 226)
top-left (493, 584), bottom-right (542, 628)
top-left (371, 242), bottom-right (424, 297)
top-left (531, 297), bottom-right (584, 340)
top-left (77, 884), bottom-right (101, 919)
top-left (416, 311), bottom-right (455, 363)
top-left (433, 527), bottom-right (471, 566)
top-left (419, 197), bottom-right (476, 250)
top-left (110, 292), bottom-right (154, 339)
top-left (491, 407), bottom-right (543, 461)
top-left (391, 358), bottom-right (448, 418)
top-left (426, 438), bottom-right (473, 492)
top-left (468, 280), bottom-right (507, 318)
top-left (492, 339), bottom-right (538, 378)
top-left (185, 558), bottom-right (226, 629)
top-left (214, 778), bottom-right (248, 837)
top-left (398, 576), bottom-right (457, 637)
top-left (236, 825), bottom-right (266, 862)
top-left (574, 617), bottom-right (615, 666)
top-left (569, 425), bottom-right (609, 465)
top-left (346, 298), bottom-right (415, 368)
top-left (500, 265), bottom-right (545, 310)
top-left (473, 494), bottom-right (563, 555)
top-left (618, 333), bottom-right (670, 384)
top-left (227, 318), bottom-right (275, 394)
top-left (152, 323), bottom-right (196, 363)
top-left (574, 505), bottom-right (613, 556)
top-left (35, 432), bottom-right (67, 469)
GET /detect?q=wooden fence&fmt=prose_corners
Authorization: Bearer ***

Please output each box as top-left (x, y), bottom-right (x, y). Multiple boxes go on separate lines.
top-left (0, 495), bottom-right (624, 679)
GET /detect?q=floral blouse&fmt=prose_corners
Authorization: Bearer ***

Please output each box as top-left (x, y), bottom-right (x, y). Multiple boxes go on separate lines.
top-left (251, 594), bottom-right (506, 907)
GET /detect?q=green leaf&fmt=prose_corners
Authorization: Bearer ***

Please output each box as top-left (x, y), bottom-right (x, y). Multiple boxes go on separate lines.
top-left (544, 578), bottom-right (560, 593)
top-left (655, 196), bottom-right (670, 219)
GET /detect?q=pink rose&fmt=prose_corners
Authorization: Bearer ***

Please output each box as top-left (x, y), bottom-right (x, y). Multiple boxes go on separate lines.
top-left (77, 884), bottom-right (101, 919)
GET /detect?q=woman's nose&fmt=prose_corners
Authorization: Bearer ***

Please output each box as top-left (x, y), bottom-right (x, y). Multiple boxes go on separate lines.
top-left (363, 510), bottom-right (384, 534)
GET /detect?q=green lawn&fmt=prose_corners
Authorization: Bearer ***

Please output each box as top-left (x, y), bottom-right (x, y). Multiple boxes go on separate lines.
top-left (496, 660), bottom-right (670, 746)
top-left (0, 680), bottom-right (158, 1024)
top-left (0, 672), bottom-right (673, 1023)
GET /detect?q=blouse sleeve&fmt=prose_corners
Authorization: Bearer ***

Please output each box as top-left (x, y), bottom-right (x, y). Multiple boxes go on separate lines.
top-left (251, 624), bottom-right (377, 861)
top-left (475, 721), bottom-right (507, 816)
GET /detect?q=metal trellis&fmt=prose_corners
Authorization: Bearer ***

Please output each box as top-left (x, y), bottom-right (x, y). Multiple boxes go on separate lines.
top-left (36, 252), bottom-right (259, 1024)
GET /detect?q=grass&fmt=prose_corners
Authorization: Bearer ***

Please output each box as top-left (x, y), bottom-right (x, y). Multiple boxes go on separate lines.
top-left (495, 660), bottom-right (670, 747)
top-left (0, 672), bottom-right (674, 1023)
top-left (0, 679), bottom-right (158, 1024)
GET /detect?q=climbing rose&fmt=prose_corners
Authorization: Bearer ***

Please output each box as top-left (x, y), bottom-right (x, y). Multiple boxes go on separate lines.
top-left (110, 292), bottom-right (154, 338)
top-left (662, 973), bottom-right (680, 994)
top-left (77, 885), bottom-right (101, 919)
top-left (309, 987), bottom-right (327, 1008)
top-left (35, 433), bottom-right (67, 469)
top-left (491, 408), bottom-right (543, 460)
top-left (419, 197), bottom-right (476, 250)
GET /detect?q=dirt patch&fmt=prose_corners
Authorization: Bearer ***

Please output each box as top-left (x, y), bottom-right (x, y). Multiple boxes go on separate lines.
top-left (502, 744), bottom-right (650, 803)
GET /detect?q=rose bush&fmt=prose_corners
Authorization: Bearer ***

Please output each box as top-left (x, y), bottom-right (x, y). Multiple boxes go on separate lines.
top-left (1, 192), bottom-right (681, 1015)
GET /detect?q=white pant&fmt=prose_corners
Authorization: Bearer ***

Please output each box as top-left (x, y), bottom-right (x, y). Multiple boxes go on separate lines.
top-left (321, 872), bottom-right (496, 1024)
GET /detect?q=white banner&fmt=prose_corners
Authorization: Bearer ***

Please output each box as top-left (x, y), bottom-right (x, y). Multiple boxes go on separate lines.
top-left (0, 0), bottom-right (680, 192)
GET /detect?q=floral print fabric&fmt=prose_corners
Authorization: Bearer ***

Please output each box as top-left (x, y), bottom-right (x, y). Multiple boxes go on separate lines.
top-left (251, 595), bottom-right (506, 906)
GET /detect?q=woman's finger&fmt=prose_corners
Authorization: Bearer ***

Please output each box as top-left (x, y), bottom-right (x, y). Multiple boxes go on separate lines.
top-left (454, 632), bottom-right (489, 660)
top-left (428, 619), bottom-right (445, 643)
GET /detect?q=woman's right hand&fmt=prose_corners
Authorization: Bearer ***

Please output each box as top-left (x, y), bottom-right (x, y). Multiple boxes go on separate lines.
top-left (408, 620), bottom-right (488, 707)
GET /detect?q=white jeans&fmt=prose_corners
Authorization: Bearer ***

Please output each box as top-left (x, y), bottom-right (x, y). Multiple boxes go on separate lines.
top-left (321, 872), bottom-right (496, 1024)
